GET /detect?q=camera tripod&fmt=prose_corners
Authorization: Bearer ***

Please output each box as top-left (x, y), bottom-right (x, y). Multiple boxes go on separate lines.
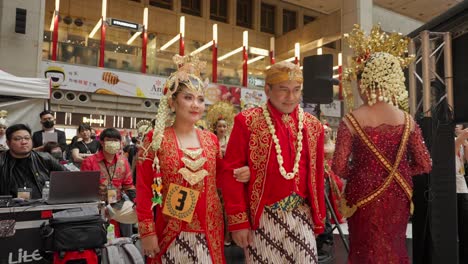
top-left (324, 192), bottom-right (349, 253)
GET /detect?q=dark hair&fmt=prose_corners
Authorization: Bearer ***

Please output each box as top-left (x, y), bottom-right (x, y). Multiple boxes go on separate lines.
top-left (170, 83), bottom-right (190, 99)
top-left (77, 123), bottom-right (91, 133)
top-left (131, 137), bottom-right (137, 144)
top-left (99, 128), bottom-right (121, 141)
top-left (123, 144), bottom-right (131, 153)
top-left (44, 141), bottom-right (61, 153)
top-left (70, 135), bottom-right (79, 145)
top-left (39, 110), bottom-right (54, 118)
top-left (6, 124), bottom-right (31, 141)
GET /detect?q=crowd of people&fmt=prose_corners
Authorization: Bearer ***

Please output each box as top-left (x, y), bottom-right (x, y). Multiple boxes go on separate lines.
top-left (5, 24), bottom-right (468, 264)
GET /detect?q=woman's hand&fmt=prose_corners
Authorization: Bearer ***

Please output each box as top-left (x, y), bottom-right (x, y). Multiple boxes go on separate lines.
top-left (234, 166), bottom-right (250, 183)
top-left (141, 234), bottom-right (160, 258)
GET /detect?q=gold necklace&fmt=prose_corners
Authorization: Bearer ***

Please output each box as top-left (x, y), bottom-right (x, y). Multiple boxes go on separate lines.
top-left (175, 132), bottom-right (209, 186)
top-left (262, 104), bottom-right (304, 180)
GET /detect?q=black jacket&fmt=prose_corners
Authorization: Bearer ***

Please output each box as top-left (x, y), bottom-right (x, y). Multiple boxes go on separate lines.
top-left (0, 150), bottom-right (67, 197)
top-left (32, 129), bottom-right (67, 151)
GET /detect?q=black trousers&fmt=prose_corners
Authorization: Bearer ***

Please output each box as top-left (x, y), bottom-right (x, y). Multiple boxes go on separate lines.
top-left (458, 193), bottom-right (468, 263)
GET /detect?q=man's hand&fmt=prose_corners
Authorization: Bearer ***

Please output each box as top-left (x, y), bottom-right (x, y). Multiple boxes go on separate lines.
top-left (231, 228), bottom-right (253, 248)
top-left (141, 234), bottom-right (160, 258)
top-left (234, 166), bottom-right (250, 183)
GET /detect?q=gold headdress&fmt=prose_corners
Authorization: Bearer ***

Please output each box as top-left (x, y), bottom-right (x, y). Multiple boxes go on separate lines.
top-left (343, 24), bottom-right (414, 110)
top-left (151, 55), bottom-right (208, 171)
top-left (265, 61), bottom-right (303, 85)
top-left (206, 101), bottom-right (236, 133)
top-left (0, 110), bottom-right (8, 127)
top-left (136, 119), bottom-right (152, 137)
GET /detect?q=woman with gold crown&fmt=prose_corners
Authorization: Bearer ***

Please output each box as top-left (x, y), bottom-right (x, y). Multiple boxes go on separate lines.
top-left (206, 101), bottom-right (235, 157)
top-left (135, 55), bottom-right (225, 263)
top-left (332, 25), bottom-right (432, 263)
top-left (206, 101), bottom-right (237, 247)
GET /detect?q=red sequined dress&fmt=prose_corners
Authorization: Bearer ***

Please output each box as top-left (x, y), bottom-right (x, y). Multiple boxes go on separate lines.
top-left (332, 121), bottom-right (432, 264)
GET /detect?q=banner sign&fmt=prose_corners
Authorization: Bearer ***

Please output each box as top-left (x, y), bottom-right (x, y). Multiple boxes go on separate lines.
top-left (42, 61), bottom-right (165, 99)
top-left (204, 84), bottom-right (241, 105)
top-left (240, 88), bottom-right (266, 108)
top-left (320, 100), bottom-right (342, 117)
top-left (42, 61), bottom-right (268, 107)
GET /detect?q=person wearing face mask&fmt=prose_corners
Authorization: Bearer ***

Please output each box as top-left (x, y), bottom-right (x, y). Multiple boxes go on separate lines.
top-left (32, 110), bottom-right (67, 152)
top-left (81, 127), bottom-right (136, 237)
top-left (43, 141), bottom-right (64, 162)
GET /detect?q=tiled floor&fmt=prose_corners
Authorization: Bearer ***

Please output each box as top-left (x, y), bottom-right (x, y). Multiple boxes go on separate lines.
top-left (224, 244), bottom-right (245, 264)
top-left (224, 223), bottom-right (414, 264)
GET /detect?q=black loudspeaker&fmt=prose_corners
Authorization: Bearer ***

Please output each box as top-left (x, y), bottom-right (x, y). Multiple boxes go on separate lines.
top-left (15, 8), bottom-right (27, 34)
top-left (302, 54), bottom-right (334, 104)
top-left (453, 32), bottom-right (468, 123)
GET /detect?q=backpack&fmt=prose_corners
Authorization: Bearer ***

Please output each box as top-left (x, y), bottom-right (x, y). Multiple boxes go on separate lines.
top-left (101, 236), bottom-right (144, 264)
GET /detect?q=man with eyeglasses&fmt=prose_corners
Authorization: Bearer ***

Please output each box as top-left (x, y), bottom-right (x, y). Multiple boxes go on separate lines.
top-left (0, 124), bottom-right (66, 199)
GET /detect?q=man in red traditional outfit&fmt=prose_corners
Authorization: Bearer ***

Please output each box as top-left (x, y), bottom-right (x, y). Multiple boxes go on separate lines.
top-left (222, 61), bottom-right (325, 263)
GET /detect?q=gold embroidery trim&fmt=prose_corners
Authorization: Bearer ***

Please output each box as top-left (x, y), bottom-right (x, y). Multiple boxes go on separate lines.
top-left (244, 108), bottom-right (270, 223)
top-left (228, 212), bottom-right (249, 226)
top-left (138, 220), bottom-right (156, 237)
top-left (304, 114), bottom-right (323, 223)
top-left (346, 112), bottom-right (413, 212)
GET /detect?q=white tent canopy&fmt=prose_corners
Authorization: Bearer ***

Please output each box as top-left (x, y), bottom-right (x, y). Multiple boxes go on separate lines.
top-left (0, 70), bottom-right (50, 131)
top-left (0, 69), bottom-right (50, 99)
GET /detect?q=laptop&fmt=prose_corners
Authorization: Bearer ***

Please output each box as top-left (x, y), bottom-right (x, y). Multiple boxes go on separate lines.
top-left (46, 171), bottom-right (101, 204)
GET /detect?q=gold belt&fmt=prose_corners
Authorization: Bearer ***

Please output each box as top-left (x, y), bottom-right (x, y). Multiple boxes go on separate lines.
top-left (266, 193), bottom-right (304, 212)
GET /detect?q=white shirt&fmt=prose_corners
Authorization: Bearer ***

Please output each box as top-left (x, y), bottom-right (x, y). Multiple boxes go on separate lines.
top-left (0, 135), bottom-right (7, 151)
top-left (455, 143), bottom-right (468, 193)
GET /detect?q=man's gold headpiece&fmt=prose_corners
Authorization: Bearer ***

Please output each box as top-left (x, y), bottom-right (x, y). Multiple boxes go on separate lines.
top-left (343, 24), bottom-right (414, 110)
top-left (265, 61), bottom-right (303, 85)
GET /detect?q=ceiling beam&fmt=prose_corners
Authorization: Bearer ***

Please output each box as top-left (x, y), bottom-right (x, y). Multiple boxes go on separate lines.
top-left (275, 10), bottom-right (341, 60)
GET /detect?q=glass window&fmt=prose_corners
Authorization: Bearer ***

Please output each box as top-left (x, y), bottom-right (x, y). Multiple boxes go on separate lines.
top-left (304, 15), bottom-right (316, 25)
top-left (149, 0), bottom-right (172, 10)
top-left (283, 9), bottom-right (296, 33)
top-left (182, 0), bottom-right (202, 17)
top-left (261, 3), bottom-right (275, 34)
top-left (210, 0), bottom-right (228, 23)
top-left (237, 0), bottom-right (252, 29)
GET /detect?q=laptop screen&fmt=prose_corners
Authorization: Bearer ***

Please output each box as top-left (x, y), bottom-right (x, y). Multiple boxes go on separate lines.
top-left (47, 171), bottom-right (101, 204)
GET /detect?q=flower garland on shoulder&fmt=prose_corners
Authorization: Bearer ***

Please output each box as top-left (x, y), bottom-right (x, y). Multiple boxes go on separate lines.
top-left (262, 104), bottom-right (304, 180)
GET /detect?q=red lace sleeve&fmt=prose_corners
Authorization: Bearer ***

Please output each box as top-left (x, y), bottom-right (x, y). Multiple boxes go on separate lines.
top-left (408, 124), bottom-right (432, 176)
top-left (332, 121), bottom-right (353, 179)
top-left (135, 130), bottom-right (157, 238)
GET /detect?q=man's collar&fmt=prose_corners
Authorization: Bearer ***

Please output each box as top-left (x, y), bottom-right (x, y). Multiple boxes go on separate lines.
top-left (95, 150), bottom-right (119, 164)
top-left (266, 100), bottom-right (298, 120)
top-left (8, 150), bottom-right (31, 159)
